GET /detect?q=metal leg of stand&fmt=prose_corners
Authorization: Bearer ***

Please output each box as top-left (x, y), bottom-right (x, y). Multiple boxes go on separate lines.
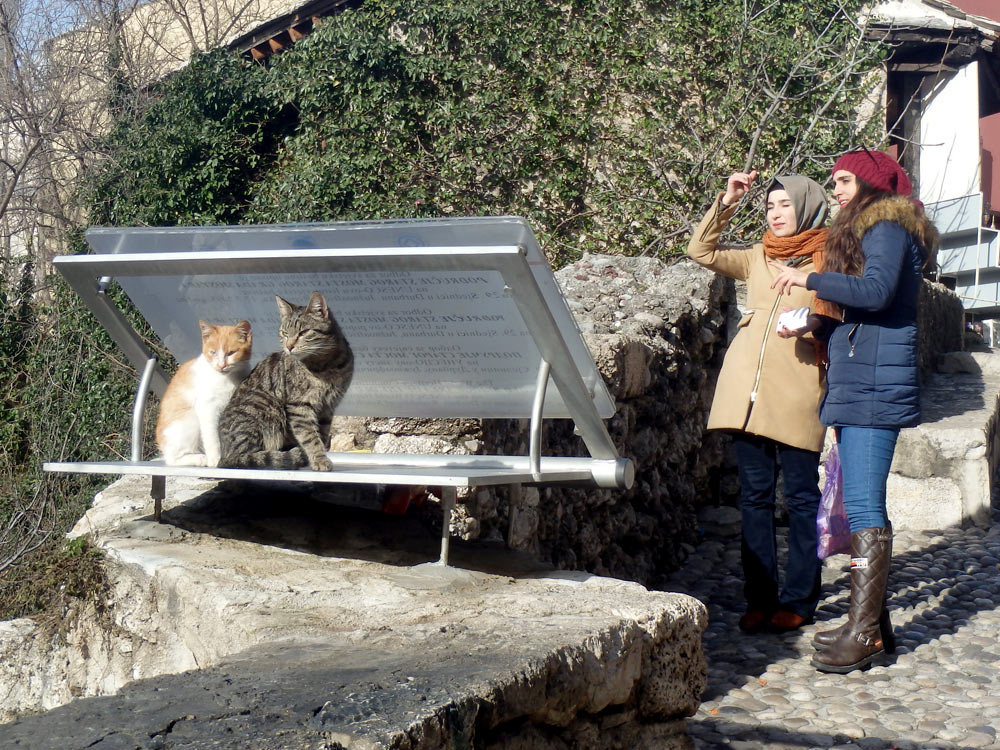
top-left (529, 360), bottom-right (551, 482)
top-left (506, 482), bottom-right (522, 549)
top-left (438, 486), bottom-right (456, 566)
top-left (132, 357), bottom-right (158, 463)
top-left (152, 475), bottom-right (166, 522)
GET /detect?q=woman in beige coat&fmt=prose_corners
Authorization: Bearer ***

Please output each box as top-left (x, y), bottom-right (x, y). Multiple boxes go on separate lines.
top-left (688, 170), bottom-right (831, 634)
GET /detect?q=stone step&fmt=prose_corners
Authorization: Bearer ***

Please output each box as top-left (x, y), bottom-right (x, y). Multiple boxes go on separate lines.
top-left (888, 349), bottom-right (1000, 530)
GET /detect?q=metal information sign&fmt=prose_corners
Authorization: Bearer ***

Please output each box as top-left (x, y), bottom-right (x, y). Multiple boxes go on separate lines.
top-left (120, 268), bottom-right (548, 418)
top-left (48, 217), bottom-right (633, 564)
top-left (79, 217), bottom-right (615, 420)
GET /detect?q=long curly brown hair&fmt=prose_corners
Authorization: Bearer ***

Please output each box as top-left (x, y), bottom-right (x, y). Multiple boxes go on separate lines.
top-left (823, 177), bottom-right (893, 277)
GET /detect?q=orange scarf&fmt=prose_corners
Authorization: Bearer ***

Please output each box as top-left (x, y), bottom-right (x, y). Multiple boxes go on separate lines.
top-left (762, 228), bottom-right (840, 319)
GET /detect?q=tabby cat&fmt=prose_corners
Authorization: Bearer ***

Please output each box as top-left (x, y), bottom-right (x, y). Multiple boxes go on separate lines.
top-left (219, 291), bottom-right (353, 470)
top-left (156, 320), bottom-right (252, 466)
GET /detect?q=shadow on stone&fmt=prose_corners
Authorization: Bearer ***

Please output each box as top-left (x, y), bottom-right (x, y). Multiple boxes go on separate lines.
top-left (816, 525), bottom-right (1000, 656)
top-left (157, 479), bottom-right (555, 578)
top-left (690, 714), bottom-right (944, 750)
top-left (920, 354), bottom-right (986, 423)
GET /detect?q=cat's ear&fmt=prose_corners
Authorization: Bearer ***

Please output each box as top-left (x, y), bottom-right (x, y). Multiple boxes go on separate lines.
top-left (198, 320), bottom-right (215, 339)
top-left (306, 291), bottom-right (330, 319)
top-left (234, 320), bottom-right (252, 342)
top-left (275, 296), bottom-right (295, 319)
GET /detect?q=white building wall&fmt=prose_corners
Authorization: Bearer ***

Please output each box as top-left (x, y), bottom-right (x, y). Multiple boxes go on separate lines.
top-left (919, 61), bottom-right (981, 203)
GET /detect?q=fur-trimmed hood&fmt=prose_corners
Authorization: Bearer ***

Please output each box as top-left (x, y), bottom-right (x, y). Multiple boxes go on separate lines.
top-left (853, 195), bottom-right (940, 262)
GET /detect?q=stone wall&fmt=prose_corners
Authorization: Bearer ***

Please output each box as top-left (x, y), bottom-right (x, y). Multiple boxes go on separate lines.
top-left (337, 254), bottom-right (735, 588)
top-left (918, 279), bottom-right (964, 376)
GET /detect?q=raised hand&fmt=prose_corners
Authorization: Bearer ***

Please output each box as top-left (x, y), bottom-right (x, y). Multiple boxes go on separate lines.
top-left (723, 170), bottom-right (759, 206)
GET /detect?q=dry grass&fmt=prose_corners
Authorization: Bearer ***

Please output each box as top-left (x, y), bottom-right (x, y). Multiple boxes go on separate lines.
top-left (0, 536), bottom-right (110, 640)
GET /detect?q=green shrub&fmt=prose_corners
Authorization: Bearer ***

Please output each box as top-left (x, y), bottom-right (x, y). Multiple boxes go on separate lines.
top-left (0, 246), bottom-right (158, 617)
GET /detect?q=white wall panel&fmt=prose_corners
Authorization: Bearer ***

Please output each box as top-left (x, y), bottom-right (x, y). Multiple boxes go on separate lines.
top-left (920, 62), bottom-right (981, 203)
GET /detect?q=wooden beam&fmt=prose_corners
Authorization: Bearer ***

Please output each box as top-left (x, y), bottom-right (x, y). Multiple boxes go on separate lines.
top-left (229, 0), bottom-right (360, 57)
top-left (868, 28), bottom-right (983, 46)
top-left (891, 62), bottom-right (959, 73)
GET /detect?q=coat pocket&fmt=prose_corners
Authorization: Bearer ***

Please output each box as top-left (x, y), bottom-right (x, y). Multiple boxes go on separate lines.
top-left (737, 310), bottom-right (754, 328)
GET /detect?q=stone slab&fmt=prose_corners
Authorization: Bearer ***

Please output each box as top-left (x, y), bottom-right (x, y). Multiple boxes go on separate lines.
top-left (889, 350), bottom-right (1000, 530)
top-left (0, 632), bottom-right (694, 749)
top-left (0, 475), bottom-right (707, 748)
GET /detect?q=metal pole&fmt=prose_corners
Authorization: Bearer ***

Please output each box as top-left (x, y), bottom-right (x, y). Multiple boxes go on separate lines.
top-left (131, 357), bottom-right (158, 462)
top-left (529, 360), bottom-right (551, 482)
top-left (151, 475), bottom-right (166, 522)
top-left (438, 486), bottom-right (457, 565)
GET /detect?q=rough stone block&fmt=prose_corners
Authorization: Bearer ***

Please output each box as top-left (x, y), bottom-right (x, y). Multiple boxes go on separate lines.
top-left (367, 417), bottom-right (483, 437)
top-left (373, 433), bottom-right (470, 455)
top-left (887, 474), bottom-right (965, 530)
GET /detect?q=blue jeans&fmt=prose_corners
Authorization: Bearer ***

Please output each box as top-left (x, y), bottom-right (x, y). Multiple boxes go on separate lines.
top-left (731, 434), bottom-right (822, 618)
top-left (836, 426), bottom-right (899, 532)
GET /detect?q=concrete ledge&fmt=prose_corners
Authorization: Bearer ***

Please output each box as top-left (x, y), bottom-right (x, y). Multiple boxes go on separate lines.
top-left (0, 475), bottom-right (707, 747)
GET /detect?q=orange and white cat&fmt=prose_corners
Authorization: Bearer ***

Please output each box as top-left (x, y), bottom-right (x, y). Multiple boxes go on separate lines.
top-left (156, 320), bottom-right (252, 466)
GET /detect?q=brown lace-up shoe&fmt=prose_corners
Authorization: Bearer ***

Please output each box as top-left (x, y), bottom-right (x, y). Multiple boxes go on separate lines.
top-left (768, 609), bottom-right (813, 633)
top-left (738, 609), bottom-right (772, 634)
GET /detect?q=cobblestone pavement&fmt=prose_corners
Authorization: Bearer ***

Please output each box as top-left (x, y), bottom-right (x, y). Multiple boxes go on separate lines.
top-left (665, 502), bottom-right (1000, 750)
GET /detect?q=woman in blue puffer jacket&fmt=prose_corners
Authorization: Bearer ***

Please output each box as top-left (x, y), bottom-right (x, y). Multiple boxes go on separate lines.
top-left (769, 150), bottom-right (938, 674)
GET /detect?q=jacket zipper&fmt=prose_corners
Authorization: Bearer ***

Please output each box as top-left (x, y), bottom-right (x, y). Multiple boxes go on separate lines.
top-left (847, 323), bottom-right (861, 357)
top-left (749, 294), bottom-right (783, 403)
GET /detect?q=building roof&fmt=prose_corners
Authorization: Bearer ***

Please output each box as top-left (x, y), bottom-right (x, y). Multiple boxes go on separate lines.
top-left (868, 0), bottom-right (1000, 38)
top-left (866, 0), bottom-right (1000, 73)
top-left (228, 0), bottom-right (361, 61)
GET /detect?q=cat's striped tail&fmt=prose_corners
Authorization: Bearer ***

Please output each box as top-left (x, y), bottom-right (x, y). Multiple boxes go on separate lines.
top-left (220, 447), bottom-right (307, 470)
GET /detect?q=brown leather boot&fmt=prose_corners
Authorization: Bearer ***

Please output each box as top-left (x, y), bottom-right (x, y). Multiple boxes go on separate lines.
top-left (812, 608), bottom-right (895, 652)
top-left (813, 523), bottom-right (895, 653)
top-left (812, 526), bottom-right (893, 673)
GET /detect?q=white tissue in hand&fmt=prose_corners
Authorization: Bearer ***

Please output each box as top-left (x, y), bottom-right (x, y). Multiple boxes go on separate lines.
top-left (776, 307), bottom-right (810, 332)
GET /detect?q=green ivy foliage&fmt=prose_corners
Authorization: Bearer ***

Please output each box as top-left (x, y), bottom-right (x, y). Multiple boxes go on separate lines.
top-left (87, 50), bottom-right (290, 227)
top-left (0, 261), bottom-right (35, 467)
top-left (88, 0), bottom-right (885, 263)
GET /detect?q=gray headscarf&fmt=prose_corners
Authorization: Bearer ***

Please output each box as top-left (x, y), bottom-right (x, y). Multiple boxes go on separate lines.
top-left (768, 175), bottom-right (829, 234)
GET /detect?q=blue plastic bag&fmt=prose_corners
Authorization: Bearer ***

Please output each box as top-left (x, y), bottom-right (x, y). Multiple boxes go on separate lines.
top-left (817, 443), bottom-right (850, 558)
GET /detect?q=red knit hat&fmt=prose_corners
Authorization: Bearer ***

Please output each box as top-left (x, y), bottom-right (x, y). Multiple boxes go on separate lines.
top-left (832, 150), bottom-right (913, 196)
